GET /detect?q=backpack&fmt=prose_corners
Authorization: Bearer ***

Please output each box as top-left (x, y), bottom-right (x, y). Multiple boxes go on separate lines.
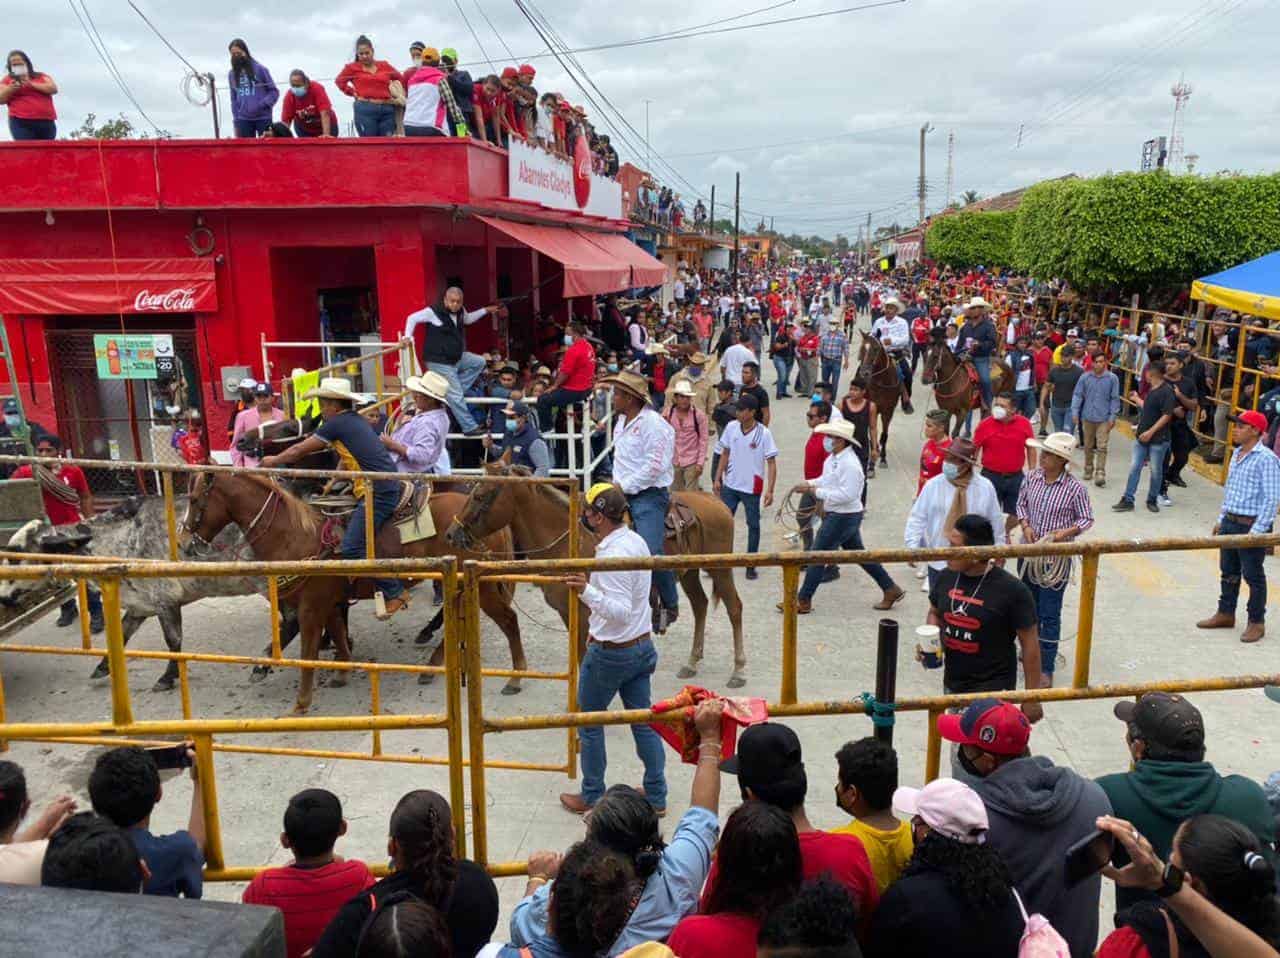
top-left (1012, 889), bottom-right (1070, 958)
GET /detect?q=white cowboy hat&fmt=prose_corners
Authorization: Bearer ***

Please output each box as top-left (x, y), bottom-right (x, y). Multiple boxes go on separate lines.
top-left (405, 371), bottom-right (450, 403)
top-left (1026, 431), bottom-right (1079, 460)
top-left (966, 296), bottom-right (991, 309)
top-left (814, 419), bottom-right (862, 448)
top-left (671, 379), bottom-right (697, 398)
top-left (646, 342), bottom-right (669, 355)
top-left (302, 376), bottom-right (361, 402)
top-left (882, 297), bottom-right (902, 309)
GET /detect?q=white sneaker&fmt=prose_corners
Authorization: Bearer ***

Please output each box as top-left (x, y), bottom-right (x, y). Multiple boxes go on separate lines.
top-left (914, 566), bottom-right (927, 579)
top-left (920, 577), bottom-right (929, 592)
top-left (1159, 494), bottom-right (1173, 507)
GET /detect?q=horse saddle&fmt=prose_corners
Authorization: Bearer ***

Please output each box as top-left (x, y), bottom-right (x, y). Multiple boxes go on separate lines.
top-left (664, 499), bottom-right (699, 553)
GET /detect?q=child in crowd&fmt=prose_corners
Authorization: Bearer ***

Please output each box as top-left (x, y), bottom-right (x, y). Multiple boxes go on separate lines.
top-left (242, 789), bottom-right (375, 958)
top-left (832, 738), bottom-right (914, 894)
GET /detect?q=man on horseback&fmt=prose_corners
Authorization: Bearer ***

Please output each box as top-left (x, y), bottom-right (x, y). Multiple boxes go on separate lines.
top-left (870, 298), bottom-right (915, 415)
top-left (261, 377), bottom-right (409, 620)
top-left (959, 297), bottom-right (999, 415)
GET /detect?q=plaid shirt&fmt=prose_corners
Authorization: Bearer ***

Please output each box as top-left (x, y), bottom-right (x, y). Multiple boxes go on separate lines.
top-left (819, 330), bottom-right (848, 362)
top-left (1016, 468), bottom-right (1094, 540)
top-left (1220, 442), bottom-right (1280, 533)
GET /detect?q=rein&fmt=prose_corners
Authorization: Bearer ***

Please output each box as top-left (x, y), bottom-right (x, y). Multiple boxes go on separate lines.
top-left (183, 472), bottom-right (286, 560)
top-left (927, 350), bottom-right (971, 404)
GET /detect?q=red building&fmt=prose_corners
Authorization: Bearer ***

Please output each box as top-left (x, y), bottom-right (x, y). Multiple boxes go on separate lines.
top-left (0, 136), bottom-right (663, 477)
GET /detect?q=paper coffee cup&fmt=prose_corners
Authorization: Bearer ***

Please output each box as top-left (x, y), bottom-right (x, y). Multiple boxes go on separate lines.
top-left (915, 624), bottom-right (940, 650)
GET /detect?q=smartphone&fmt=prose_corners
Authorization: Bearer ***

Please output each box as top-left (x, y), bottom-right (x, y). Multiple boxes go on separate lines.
top-left (146, 743), bottom-right (193, 771)
top-left (1064, 828), bottom-right (1115, 887)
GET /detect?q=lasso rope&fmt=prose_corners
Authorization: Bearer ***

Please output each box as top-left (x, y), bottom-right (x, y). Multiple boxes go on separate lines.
top-left (1022, 552), bottom-right (1073, 590)
top-left (773, 489), bottom-right (810, 544)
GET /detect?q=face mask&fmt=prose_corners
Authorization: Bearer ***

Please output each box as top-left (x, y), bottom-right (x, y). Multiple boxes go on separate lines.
top-left (687, 366), bottom-right (703, 379)
top-left (811, 392), bottom-right (823, 403)
top-left (607, 363), bottom-right (619, 373)
top-left (942, 461), bottom-right (961, 481)
top-left (822, 437), bottom-right (835, 453)
top-left (290, 85), bottom-right (308, 97)
top-left (11, 64), bottom-right (29, 78)
top-left (563, 334), bottom-right (573, 346)
top-left (231, 54), bottom-right (247, 65)
top-left (412, 56), bottom-right (422, 66)
top-left (957, 746), bottom-right (987, 779)
top-left (504, 418), bottom-right (518, 432)
top-left (992, 406), bottom-right (1009, 421)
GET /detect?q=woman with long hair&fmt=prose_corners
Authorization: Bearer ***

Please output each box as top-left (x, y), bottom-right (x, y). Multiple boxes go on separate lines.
top-left (227, 39), bottom-right (278, 138)
top-left (280, 68), bottom-right (337, 138)
top-left (313, 790), bottom-right (497, 958)
top-left (335, 35), bottom-right (403, 137)
top-left (1, 50), bottom-right (58, 140)
top-left (668, 801), bottom-right (803, 958)
top-left (1097, 813), bottom-right (1280, 958)
top-left (866, 778), bottom-right (1024, 957)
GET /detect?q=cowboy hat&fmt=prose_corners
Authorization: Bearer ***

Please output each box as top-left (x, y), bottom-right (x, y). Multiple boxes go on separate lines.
top-left (944, 437), bottom-right (980, 466)
top-left (966, 296), bottom-right (991, 309)
top-left (814, 419), bottom-right (861, 448)
top-left (1026, 431), bottom-right (1079, 460)
top-left (671, 379), bottom-right (696, 398)
top-left (646, 342), bottom-right (669, 355)
top-left (688, 351), bottom-right (710, 365)
top-left (599, 370), bottom-right (650, 401)
top-left (302, 376), bottom-right (361, 402)
top-left (882, 297), bottom-right (902, 309)
top-left (405, 371), bottom-right (450, 403)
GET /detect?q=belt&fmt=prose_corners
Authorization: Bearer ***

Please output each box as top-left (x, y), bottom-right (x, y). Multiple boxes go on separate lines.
top-left (1224, 512), bottom-right (1257, 525)
top-left (587, 634), bottom-right (651, 649)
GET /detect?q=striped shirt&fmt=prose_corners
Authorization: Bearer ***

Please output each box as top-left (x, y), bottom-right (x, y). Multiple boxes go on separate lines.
top-left (1220, 442), bottom-right (1280, 534)
top-left (819, 330), bottom-right (849, 362)
top-left (1015, 468), bottom-right (1094, 540)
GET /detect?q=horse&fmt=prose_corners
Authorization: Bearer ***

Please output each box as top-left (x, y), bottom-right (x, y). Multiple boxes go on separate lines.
top-left (854, 331), bottom-right (902, 467)
top-left (446, 463), bottom-right (748, 688)
top-left (180, 471), bottom-right (526, 713)
top-left (921, 334), bottom-right (1014, 437)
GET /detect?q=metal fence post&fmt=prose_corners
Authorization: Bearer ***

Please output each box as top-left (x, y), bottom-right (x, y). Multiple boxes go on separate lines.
top-left (440, 559), bottom-right (467, 858)
top-left (100, 577), bottom-right (133, 727)
top-left (76, 579), bottom-right (92, 650)
top-left (268, 577), bottom-right (282, 659)
top-left (874, 619), bottom-right (898, 745)
top-left (1072, 553), bottom-right (1099, 688)
top-left (193, 733), bottom-right (225, 872)
top-left (1223, 328), bottom-right (1248, 483)
top-left (566, 487), bottom-right (581, 779)
top-left (161, 471), bottom-right (180, 561)
top-left (462, 563), bottom-right (489, 867)
top-left (780, 565), bottom-right (799, 705)
top-left (363, 485), bottom-right (376, 560)
top-left (924, 709), bottom-right (942, 782)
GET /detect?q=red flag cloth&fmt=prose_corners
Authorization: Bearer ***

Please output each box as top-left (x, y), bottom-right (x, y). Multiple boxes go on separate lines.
top-left (649, 685), bottom-right (768, 765)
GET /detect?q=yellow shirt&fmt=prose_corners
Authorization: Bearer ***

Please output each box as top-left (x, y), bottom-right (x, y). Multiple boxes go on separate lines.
top-left (830, 818), bottom-right (914, 893)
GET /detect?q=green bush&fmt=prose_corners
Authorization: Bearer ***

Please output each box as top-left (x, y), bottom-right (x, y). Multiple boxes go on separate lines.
top-left (925, 210), bottom-right (1015, 269)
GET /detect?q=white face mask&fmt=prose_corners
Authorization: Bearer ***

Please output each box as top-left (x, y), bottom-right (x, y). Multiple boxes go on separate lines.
top-left (822, 437), bottom-right (835, 453)
top-left (992, 406), bottom-right (1009, 421)
top-left (11, 64), bottom-right (29, 78)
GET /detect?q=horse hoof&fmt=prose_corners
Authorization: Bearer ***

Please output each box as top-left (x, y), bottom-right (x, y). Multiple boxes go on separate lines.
top-left (726, 673), bottom-right (747, 689)
top-left (90, 663), bottom-right (109, 680)
top-left (152, 677), bottom-right (176, 693)
top-left (500, 682), bottom-right (523, 696)
top-left (414, 630), bottom-right (437, 646)
top-left (417, 672), bottom-right (436, 686)
top-left (249, 665), bottom-right (273, 683)
top-left (676, 665), bottom-right (698, 679)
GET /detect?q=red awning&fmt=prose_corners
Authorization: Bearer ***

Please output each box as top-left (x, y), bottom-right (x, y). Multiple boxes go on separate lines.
top-left (575, 230), bottom-right (668, 288)
top-left (477, 215), bottom-right (632, 297)
top-left (0, 258), bottom-right (218, 315)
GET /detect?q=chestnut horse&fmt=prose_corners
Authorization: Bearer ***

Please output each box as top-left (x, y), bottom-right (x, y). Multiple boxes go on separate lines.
top-left (854, 332), bottom-right (902, 467)
top-left (180, 471), bottom-right (526, 713)
top-left (921, 336), bottom-right (1014, 437)
top-left (446, 463), bottom-right (749, 688)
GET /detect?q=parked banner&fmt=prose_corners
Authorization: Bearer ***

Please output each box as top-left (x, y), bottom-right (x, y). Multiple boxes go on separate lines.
top-left (0, 259), bottom-right (217, 315)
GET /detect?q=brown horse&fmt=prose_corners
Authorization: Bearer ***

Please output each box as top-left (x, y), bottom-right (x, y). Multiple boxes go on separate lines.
top-left (855, 332), bottom-right (902, 467)
top-left (179, 471), bottom-right (527, 713)
top-left (446, 463), bottom-right (749, 687)
top-left (921, 336), bottom-right (1014, 437)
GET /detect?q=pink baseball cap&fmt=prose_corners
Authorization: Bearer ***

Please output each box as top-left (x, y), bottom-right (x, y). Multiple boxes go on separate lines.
top-left (893, 778), bottom-right (988, 845)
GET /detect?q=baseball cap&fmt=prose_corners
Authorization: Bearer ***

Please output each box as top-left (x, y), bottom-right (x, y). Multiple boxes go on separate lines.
top-left (1114, 692), bottom-right (1205, 754)
top-left (441, 47), bottom-right (459, 63)
top-left (421, 47), bottom-right (440, 65)
top-left (410, 41), bottom-right (426, 53)
top-left (518, 63), bottom-right (536, 76)
top-left (504, 400), bottom-right (530, 418)
top-left (938, 699), bottom-right (1031, 757)
top-left (1229, 410), bottom-right (1268, 433)
top-left (237, 377), bottom-right (259, 391)
top-left (253, 382), bottom-right (273, 397)
top-left (720, 723), bottom-right (804, 788)
top-left (893, 778), bottom-right (988, 845)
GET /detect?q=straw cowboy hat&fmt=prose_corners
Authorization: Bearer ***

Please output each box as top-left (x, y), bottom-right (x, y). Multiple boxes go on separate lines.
top-left (882, 297), bottom-right (903, 309)
top-left (405, 371), bottom-right (450, 403)
top-left (814, 419), bottom-right (862, 448)
top-left (645, 342), bottom-right (669, 356)
top-left (688, 351), bottom-right (710, 366)
top-left (1026, 431), bottom-right (1079, 461)
top-left (599, 370), bottom-right (650, 402)
top-left (967, 296), bottom-right (992, 310)
top-left (302, 376), bottom-right (362, 402)
top-left (671, 379), bottom-right (697, 398)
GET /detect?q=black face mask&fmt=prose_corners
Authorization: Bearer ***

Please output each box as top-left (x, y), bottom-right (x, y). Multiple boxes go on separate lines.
top-left (957, 745), bottom-right (987, 778)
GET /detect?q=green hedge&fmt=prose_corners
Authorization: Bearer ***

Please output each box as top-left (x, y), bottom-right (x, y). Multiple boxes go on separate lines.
top-left (931, 172), bottom-right (1280, 292)
top-left (925, 210), bottom-right (1015, 269)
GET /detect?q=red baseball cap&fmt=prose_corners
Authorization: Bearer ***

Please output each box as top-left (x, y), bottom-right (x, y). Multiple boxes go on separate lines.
top-left (501, 66), bottom-right (518, 80)
top-left (1229, 410), bottom-right (1268, 433)
top-left (938, 698), bottom-right (1031, 756)
top-left (518, 63), bottom-right (536, 76)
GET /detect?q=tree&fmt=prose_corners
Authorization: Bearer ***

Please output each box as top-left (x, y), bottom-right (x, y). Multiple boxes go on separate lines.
top-left (962, 190), bottom-right (981, 206)
top-left (67, 113), bottom-right (170, 140)
top-left (925, 211), bottom-right (1015, 269)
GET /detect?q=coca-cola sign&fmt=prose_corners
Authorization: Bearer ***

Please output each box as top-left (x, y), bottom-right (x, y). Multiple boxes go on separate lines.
top-left (572, 134), bottom-right (592, 209)
top-left (133, 287), bottom-right (198, 312)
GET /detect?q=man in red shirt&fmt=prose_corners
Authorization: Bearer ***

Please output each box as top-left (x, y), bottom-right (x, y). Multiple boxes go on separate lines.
top-left (537, 319), bottom-right (595, 437)
top-left (972, 392), bottom-right (1036, 535)
top-left (11, 434), bottom-right (102, 632)
top-left (242, 789), bottom-right (374, 958)
top-left (799, 399), bottom-right (833, 553)
top-left (1032, 330), bottom-right (1054, 436)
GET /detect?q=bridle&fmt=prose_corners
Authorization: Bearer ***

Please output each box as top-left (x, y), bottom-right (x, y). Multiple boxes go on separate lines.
top-left (448, 480), bottom-right (574, 556)
top-left (182, 471), bottom-right (284, 558)
top-left (858, 333), bottom-right (899, 389)
top-left (924, 343), bottom-right (970, 403)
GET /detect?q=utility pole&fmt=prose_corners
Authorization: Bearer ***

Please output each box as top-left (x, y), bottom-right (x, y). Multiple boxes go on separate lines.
top-left (918, 122), bottom-right (933, 224)
top-left (643, 99), bottom-right (653, 172)
top-left (945, 130), bottom-right (955, 208)
top-left (732, 172), bottom-right (741, 293)
top-left (769, 216), bottom-right (774, 233)
top-left (709, 184), bottom-right (716, 235)
top-left (865, 210), bottom-right (872, 268)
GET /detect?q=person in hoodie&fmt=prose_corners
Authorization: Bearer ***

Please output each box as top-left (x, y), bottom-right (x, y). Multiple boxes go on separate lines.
top-left (1097, 691), bottom-right (1278, 914)
top-left (227, 39), bottom-right (278, 138)
top-left (940, 698), bottom-right (1112, 957)
top-left (403, 47), bottom-right (449, 137)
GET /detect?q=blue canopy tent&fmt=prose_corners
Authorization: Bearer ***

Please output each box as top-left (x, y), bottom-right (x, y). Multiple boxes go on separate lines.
top-left (1192, 251), bottom-right (1280, 320)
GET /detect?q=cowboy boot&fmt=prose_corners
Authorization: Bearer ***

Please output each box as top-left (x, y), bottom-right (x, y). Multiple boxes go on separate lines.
top-left (1195, 612), bottom-right (1235, 629)
top-left (1241, 622), bottom-right (1265, 643)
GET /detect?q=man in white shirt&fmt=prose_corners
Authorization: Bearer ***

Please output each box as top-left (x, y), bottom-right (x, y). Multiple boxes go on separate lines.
top-left (720, 331), bottom-right (757, 392)
top-left (784, 418), bottom-right (904, 613)
top-left (560, 483), bottom-right (666, 816)
top-left (673, 275), bottom-right (686, 305)
top-left (604, 370), bottom-right (681, 632)
top-left (871, 297), bottom-right (915, 414)
top-left (714, 393), bottom-right (778, 580)
top-left (402, 286), bottom-right (501, 435)
top-left (904, 437), bottom-right (1007, 593)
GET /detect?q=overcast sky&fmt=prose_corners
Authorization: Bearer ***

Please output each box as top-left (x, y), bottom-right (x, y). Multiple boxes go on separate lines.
top-left (8, 0), bottom-right (1279, 237)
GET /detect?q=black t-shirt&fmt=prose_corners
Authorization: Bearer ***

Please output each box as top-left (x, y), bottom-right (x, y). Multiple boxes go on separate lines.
top-left (1165, 372), bottom-right (1199, 417)
top-left (741, 382), bottom-right (770, 413)
top-left (770, 331), bottom-right (794, 359)
top-left (1047, 364), bottom-right (1084, 406)
top-left (929, 566), bottom-right (1037, 694)
top-left (1137, 382), bottom-right (1178, 444)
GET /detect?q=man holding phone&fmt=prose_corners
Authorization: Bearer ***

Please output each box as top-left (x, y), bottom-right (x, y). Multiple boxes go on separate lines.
top-left (939, 699), bottom-right (1113, 957)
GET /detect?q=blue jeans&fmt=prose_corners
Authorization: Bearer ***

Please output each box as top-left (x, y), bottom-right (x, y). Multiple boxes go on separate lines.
top-left (772, 356), bottom-right (793, 398)
top-left (720, 486), bottom-right (761, 555)
top-left (799, 511), bottom-right (895, 601)
top-left (626, 487), bottom-right (679, 609)
top-left (821, 358), bottom-right (843, 392)
top-left (1217, 516), bottom-right (1267, 623)
top-left (233, 116), bottom-right (271, 138)
top-left (578, 639), bottom-right (666, 807)
top-left (972, 356), bottom-right (993, 407)
top-left (427, 352), bottom-right (488, 433)
top-left (1050, 405), bottom-right (1072, 433)
top-left (353, 100), bottom-right (396, 137)
top-left (1024, 575), bottom-right (1066, 678)
top-left (341, 484), bottom-right (403, 599)
top-left (8, 117), bottom-right (56, 140)
top-left (1014, 389), bottom-right (1037, 419)
top-left (1121, 439), bottom-right (1170, 505)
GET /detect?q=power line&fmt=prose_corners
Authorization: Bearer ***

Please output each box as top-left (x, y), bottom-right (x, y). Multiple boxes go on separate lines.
top-left (126, 0), bottom-right (199, 75)
top-left (67, 0), bottom-right (164, 133)
top-left (665, 121), bottom-right (916, 158)
top-left (454, 0), bottom-right (497, 72)
top-left (474, 0), bottom-right (518, 61)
